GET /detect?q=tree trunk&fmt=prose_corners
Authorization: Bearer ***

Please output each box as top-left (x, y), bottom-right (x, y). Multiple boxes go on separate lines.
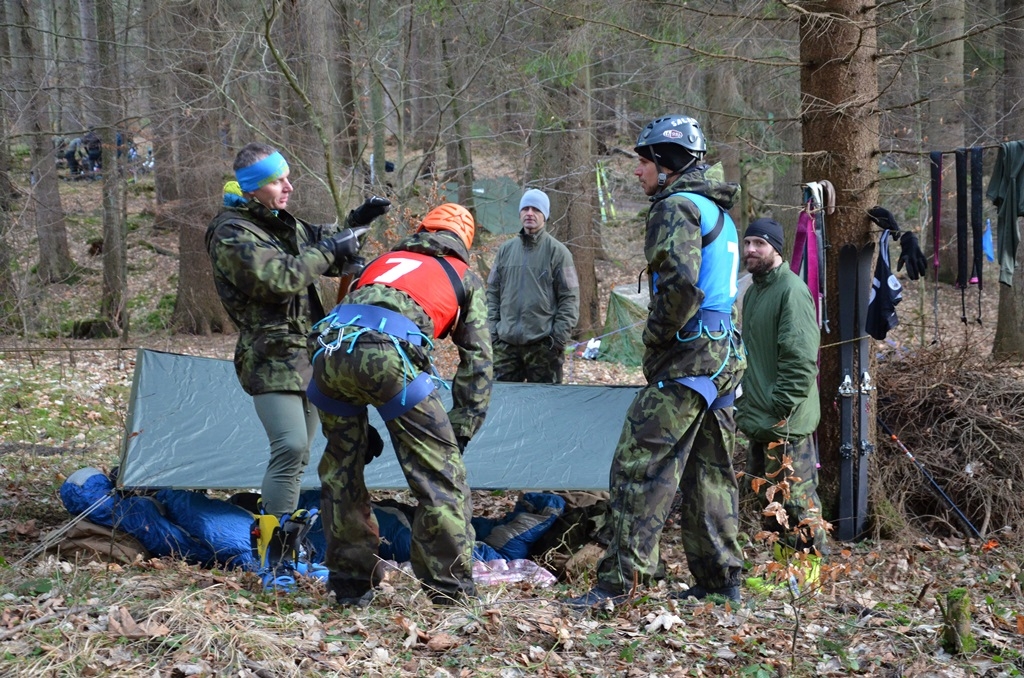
top-left (441, 36), bottom-right (474, 212)
top-left (144, 0), bottom-right (180, 209)
top-left (331, 1), bottom-right (361, 168)
top-left (526, 9), bottom-right (599, 338)
top-left (77, 0), bottom-right (101, 130)
top-left (11, 0), bottom-right (73, 284)
top-left (705, 63), bottom-right (744, 223)
top-left (798, 0), bottom-right (880, 522)
top-left (165, 1), bottom-right (232, 335)
top-left (924, 0), bottom-right (966, 283)
top-left (992, 1), bottom-right (1024, 358)
top-left (93, 0), bottom-right (126, 333)
top-left (278, 0), bottom-right (335, 222)
top-left (0, 0), bottom-right (21, 331)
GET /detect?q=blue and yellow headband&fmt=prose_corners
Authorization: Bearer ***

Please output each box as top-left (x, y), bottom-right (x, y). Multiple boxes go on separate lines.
top-left (235, 152), bottom-right (289, 193)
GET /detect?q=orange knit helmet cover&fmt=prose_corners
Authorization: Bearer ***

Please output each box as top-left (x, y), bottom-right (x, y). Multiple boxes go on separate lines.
top-left (417, 203), bottom-right (475, 250)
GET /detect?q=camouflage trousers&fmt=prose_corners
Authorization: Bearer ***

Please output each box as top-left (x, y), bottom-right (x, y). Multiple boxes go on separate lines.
top-left (745, 436), bottom-right (828, 554)
top-left (596, 380), bottom-right (743, 593)
top-left (492, 338), bottom-right (564, 383)
top-left (312, 334), bottom-right (475, 600)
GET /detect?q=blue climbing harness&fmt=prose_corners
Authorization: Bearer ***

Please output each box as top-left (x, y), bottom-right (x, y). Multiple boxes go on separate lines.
top-left (307, 303), bottom-right (447, 421)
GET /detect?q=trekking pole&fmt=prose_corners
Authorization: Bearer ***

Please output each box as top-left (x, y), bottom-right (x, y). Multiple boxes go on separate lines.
top-left (876, 416), bottom-right (983, 541)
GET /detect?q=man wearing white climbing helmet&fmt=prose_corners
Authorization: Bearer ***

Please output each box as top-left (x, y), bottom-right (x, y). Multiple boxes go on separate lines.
top-left (568, 114), bottom-right (747, 609)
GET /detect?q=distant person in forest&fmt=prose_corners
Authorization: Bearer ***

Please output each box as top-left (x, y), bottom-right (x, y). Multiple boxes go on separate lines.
top-left (567, 114), bottom-right (746, 609)
top-left (83, 131), bottom-right (102, 170)
top-left (486, 188), bottom-right (579, 383)
top-left (64, 137), bottom-right (85, 175)
top-left (205, 141), bottom-right (390, 523)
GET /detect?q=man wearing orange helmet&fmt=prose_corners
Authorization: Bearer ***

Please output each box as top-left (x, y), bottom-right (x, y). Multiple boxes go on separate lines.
top-left (308, 203), bottom-right (493, 607)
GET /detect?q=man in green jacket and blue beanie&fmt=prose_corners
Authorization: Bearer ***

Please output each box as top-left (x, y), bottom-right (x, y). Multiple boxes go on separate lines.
top-left (737, 217), bottom-right (826, 590)
top-left (567, 115), bottom-right (747, 609)
top-left (487, 188), bottom-right (579, 383)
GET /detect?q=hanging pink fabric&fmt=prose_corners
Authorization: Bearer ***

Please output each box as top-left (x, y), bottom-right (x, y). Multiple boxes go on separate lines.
top-left (791, 208), bottom-right (822, 327)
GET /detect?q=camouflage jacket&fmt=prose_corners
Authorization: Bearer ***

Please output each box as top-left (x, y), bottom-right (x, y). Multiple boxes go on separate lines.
top-left (342, 230), bottom-right (493, 440)
top-left (641, 168), bottom-right (746, 393)
top-left (206, 199), bottom-right (346, 395)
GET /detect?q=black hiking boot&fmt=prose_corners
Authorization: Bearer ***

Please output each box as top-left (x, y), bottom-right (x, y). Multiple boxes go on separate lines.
top-left (563, 586), bottom-right (630, 611)
top-left (332, 589), bottom-right (376, 609)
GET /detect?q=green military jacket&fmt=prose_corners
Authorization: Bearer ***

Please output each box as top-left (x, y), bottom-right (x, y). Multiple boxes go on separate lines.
top-left (736, 262), bottom-right (821, 442)
top-left (485, 229), bottom-right (580, 347)
top-left (342, 231), bottom-right (493, 441)
top-left (206, 200), bottom-right (345, 395)
top-left (642, 168), bottom-right (746, 394)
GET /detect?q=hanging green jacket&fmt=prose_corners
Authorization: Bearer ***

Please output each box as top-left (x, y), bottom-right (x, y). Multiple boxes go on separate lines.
top-left (985, 140), bottom-right (1024, 286)
top-left (735, 263), bottom-right (820, 442)
top-left (206, 199), bottom-right (347, 395)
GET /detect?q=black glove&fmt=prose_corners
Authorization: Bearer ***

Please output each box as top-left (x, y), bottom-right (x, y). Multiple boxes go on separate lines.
top-left (365, 425), bottom-right (385, 465)
top-left (549, 336), bottom-right (566, 353)
top-left (867, 206), bottom-right (900, 232)
top-left (348, 195), bottom-right (391, 226)
top-left (455, 436), bottom-right (470, 455)
top-left (898, 231), bottom-right (928, 281)
top-left (318, 226), bottom-right (369, 263)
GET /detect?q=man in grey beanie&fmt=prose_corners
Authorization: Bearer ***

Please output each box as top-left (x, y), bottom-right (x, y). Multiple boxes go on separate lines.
top-left (486, 188), bottom-right (579, 383)
top-left (737, 217), bottom-right (827, 592)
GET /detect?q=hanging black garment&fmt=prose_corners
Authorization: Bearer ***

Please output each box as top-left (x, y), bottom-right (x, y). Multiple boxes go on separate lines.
top-left (866, 230), bottom-right (902, 340)
top-left (970, 146), bottom-right (984, 323)
top-left (955, 149), bottom-right (968, 323)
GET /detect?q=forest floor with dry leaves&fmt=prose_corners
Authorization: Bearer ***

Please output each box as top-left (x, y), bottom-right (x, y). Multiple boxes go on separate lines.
top-left (1, 171), bottom-right (1023, 677)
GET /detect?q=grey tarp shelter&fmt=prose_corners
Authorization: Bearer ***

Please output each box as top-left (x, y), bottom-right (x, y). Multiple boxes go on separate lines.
top-left (118, 349), bottom-right (639, 492)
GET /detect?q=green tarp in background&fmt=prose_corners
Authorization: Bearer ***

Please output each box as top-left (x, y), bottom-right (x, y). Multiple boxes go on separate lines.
top-left (444, 177), bottom-right (523, 234)
top-left (599, 284), bottom-right (649, 367)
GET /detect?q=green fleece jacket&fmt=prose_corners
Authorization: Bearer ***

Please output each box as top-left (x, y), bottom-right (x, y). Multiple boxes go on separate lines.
top-left (735, 262), bottom-right (820, 442)
top-left (486, 229), bottom-right (579, 347)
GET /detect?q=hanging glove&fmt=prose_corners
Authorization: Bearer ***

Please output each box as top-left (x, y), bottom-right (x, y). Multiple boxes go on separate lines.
top-left (897, 231), bottom-right (928, 281)
top-left (365, 425), bottom-right (385, 465)
top-left (455, 436), bottom-right (470, 456)
top-left (317, 226), bottom-right (369, 263)
top-left (867, 205), bottom-right (900, 232)
top-left (348, 195), bottom-right (391, 226)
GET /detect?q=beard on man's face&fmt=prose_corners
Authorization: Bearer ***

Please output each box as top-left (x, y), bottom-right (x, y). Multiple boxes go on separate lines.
top-left (745, 253), bottom-right (777, 275)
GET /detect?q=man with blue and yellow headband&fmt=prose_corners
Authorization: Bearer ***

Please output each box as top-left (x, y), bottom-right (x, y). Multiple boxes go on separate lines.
top-left (206, 142), bottom-right (390, 529)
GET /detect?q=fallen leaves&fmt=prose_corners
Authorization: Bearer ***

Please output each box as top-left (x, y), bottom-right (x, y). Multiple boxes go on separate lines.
top-left (106, 605), bottom-right (169, 639)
